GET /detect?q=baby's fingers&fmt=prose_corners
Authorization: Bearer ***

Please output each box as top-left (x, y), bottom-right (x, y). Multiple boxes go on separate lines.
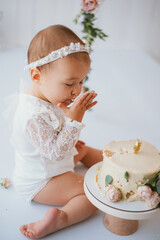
top-left (86, 101), bottom-right (98, 110)
top-left (78, 140), bottom-right (85, 145)
top-left (83, 92), bottom-right (97, 106)
top-left (75, 91), bottom-right (90, 105)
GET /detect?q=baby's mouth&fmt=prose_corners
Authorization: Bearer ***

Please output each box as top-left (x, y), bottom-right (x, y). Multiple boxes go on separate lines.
top-left (63, 99), bottom-right (74, 106)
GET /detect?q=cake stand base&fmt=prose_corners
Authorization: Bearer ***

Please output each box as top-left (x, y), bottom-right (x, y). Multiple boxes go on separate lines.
top-left (103, 213), bottom-right (139, 236)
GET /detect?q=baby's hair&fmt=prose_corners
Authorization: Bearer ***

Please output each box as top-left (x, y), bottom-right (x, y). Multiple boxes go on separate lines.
top-left (27, 25), bottom-right (90, 72)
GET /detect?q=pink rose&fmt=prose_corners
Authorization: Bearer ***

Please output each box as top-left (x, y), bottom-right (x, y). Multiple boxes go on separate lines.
top-left (82, 0), bottom-right (98, 13)
top-left (1, 178), bottom-right (11, 188)
top-left (145, 192), bottom-right (160, 208)
top-left (137, 186), bottom-right (152, 200)
top-left (106, 187), bottom-right (121, 202)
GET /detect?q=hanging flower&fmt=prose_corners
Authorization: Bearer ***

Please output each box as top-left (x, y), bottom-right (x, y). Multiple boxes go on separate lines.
top-left (74, 2), bottom-right (107, 49)
top-left (73, 0), bottom-right (108, 92)
top-left (0, 178), bottom-right (11, 188)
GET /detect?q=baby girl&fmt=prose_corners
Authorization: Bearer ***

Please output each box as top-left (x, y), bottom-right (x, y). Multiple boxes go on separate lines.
top-left (11, 24), bottom-right (103, 238)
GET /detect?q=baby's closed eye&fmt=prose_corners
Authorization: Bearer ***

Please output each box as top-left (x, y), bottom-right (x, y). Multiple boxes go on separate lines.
top-left (65, 83), bottom-right (73, 87)
top-left (65, 81), bottom-right (83, 87)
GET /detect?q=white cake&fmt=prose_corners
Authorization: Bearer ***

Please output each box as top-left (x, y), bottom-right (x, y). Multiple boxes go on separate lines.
top-left (99, 139), bottom-right (160, 202)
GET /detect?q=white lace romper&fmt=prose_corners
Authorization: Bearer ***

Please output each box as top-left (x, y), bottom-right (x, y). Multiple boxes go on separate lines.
top-left (10, 93), bottom-right (85, 202)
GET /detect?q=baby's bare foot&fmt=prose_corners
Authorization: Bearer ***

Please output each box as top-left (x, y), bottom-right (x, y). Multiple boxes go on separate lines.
top-left (20, 207), bottom-right (67, 239)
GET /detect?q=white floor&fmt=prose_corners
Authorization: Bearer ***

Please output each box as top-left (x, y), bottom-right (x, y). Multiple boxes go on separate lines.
top-left (0, 47), bottom-right (160, 240)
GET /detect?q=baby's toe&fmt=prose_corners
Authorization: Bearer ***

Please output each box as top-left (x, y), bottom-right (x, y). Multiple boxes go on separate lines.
top-left (20, 224), bottom-right (27, 233)
top-left (26, 231), bottom-right (34, 238)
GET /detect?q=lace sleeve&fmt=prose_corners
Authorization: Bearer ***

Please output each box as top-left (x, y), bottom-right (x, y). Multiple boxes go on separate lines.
top-left (25, 113), bottom-right (84, 162)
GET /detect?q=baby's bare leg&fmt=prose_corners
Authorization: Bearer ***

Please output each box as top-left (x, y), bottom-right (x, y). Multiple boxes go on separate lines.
top-left (75, 145), bottom-right (103, 168)
top-left (80, 146), bottom-right (103, 168)
top-left (20, 172), bottom-right (97, 239)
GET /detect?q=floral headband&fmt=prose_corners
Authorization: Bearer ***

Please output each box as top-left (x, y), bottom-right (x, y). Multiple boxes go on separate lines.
top-left (24, 42), bottom-right (91, 70)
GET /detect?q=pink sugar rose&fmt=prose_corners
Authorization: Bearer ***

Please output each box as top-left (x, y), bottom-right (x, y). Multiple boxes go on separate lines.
top-left (137, 186), bottom-right (152, 200)
top-left (145, 192), bottom-right (160, 208)
top-left (82, 0), bottom-right (98, 13)
top-left (106, 187), bottom-right (121, 202)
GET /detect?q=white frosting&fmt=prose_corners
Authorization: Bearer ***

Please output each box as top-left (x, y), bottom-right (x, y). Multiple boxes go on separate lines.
top-left (99, 139), bottom-right (160, 201)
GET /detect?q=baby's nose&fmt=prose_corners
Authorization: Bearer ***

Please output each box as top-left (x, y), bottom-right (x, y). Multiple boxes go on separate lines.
top-left (72, 85), bottom-right (81, 97)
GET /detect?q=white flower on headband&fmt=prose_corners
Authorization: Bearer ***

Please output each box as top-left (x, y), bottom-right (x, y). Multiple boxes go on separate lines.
top-left (24, 42), bottom-right (91, 70)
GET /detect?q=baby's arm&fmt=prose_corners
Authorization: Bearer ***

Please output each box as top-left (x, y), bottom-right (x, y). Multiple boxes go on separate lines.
top-left (25, 113), bottom-right (84, 162)
top-left (25, 91), bottom-right (97, 162)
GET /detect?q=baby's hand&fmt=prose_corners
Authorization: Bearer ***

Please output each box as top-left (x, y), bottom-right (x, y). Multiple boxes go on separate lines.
top-left (57, 90), bottom-right (98, 122)
top-left (76, 140), bottom-right (85, 148)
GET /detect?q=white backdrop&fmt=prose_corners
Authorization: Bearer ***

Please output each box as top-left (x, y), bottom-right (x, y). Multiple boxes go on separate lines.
top-left (0, 0), bottom-right (160, 62)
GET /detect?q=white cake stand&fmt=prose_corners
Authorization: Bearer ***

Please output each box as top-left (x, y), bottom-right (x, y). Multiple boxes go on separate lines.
top-left (84, 162), bottom-right (160, 236)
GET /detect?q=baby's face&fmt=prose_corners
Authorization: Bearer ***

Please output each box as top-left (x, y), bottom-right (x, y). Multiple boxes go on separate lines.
top-left (40, 56), bottom-right (90, 106)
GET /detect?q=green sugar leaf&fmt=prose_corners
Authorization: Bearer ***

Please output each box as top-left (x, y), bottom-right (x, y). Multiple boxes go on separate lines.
top-left (152, 182), bottom-right (156, 187)
top-left (105, 175), bottom-right (113, 186)
top-left (124, 171), bottom-right (129, 182)
top-left (156, 179), bottom-right (160, 194)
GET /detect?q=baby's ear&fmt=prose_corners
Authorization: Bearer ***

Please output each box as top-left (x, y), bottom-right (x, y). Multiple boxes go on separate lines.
top-left (30, 68), bottom-right (41, 84)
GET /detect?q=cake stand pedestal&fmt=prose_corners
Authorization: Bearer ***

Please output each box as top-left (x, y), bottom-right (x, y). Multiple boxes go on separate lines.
top-left (84, 162), bottom-right (159, 236)
top-left (103, 213), bottom-right (138, 235)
